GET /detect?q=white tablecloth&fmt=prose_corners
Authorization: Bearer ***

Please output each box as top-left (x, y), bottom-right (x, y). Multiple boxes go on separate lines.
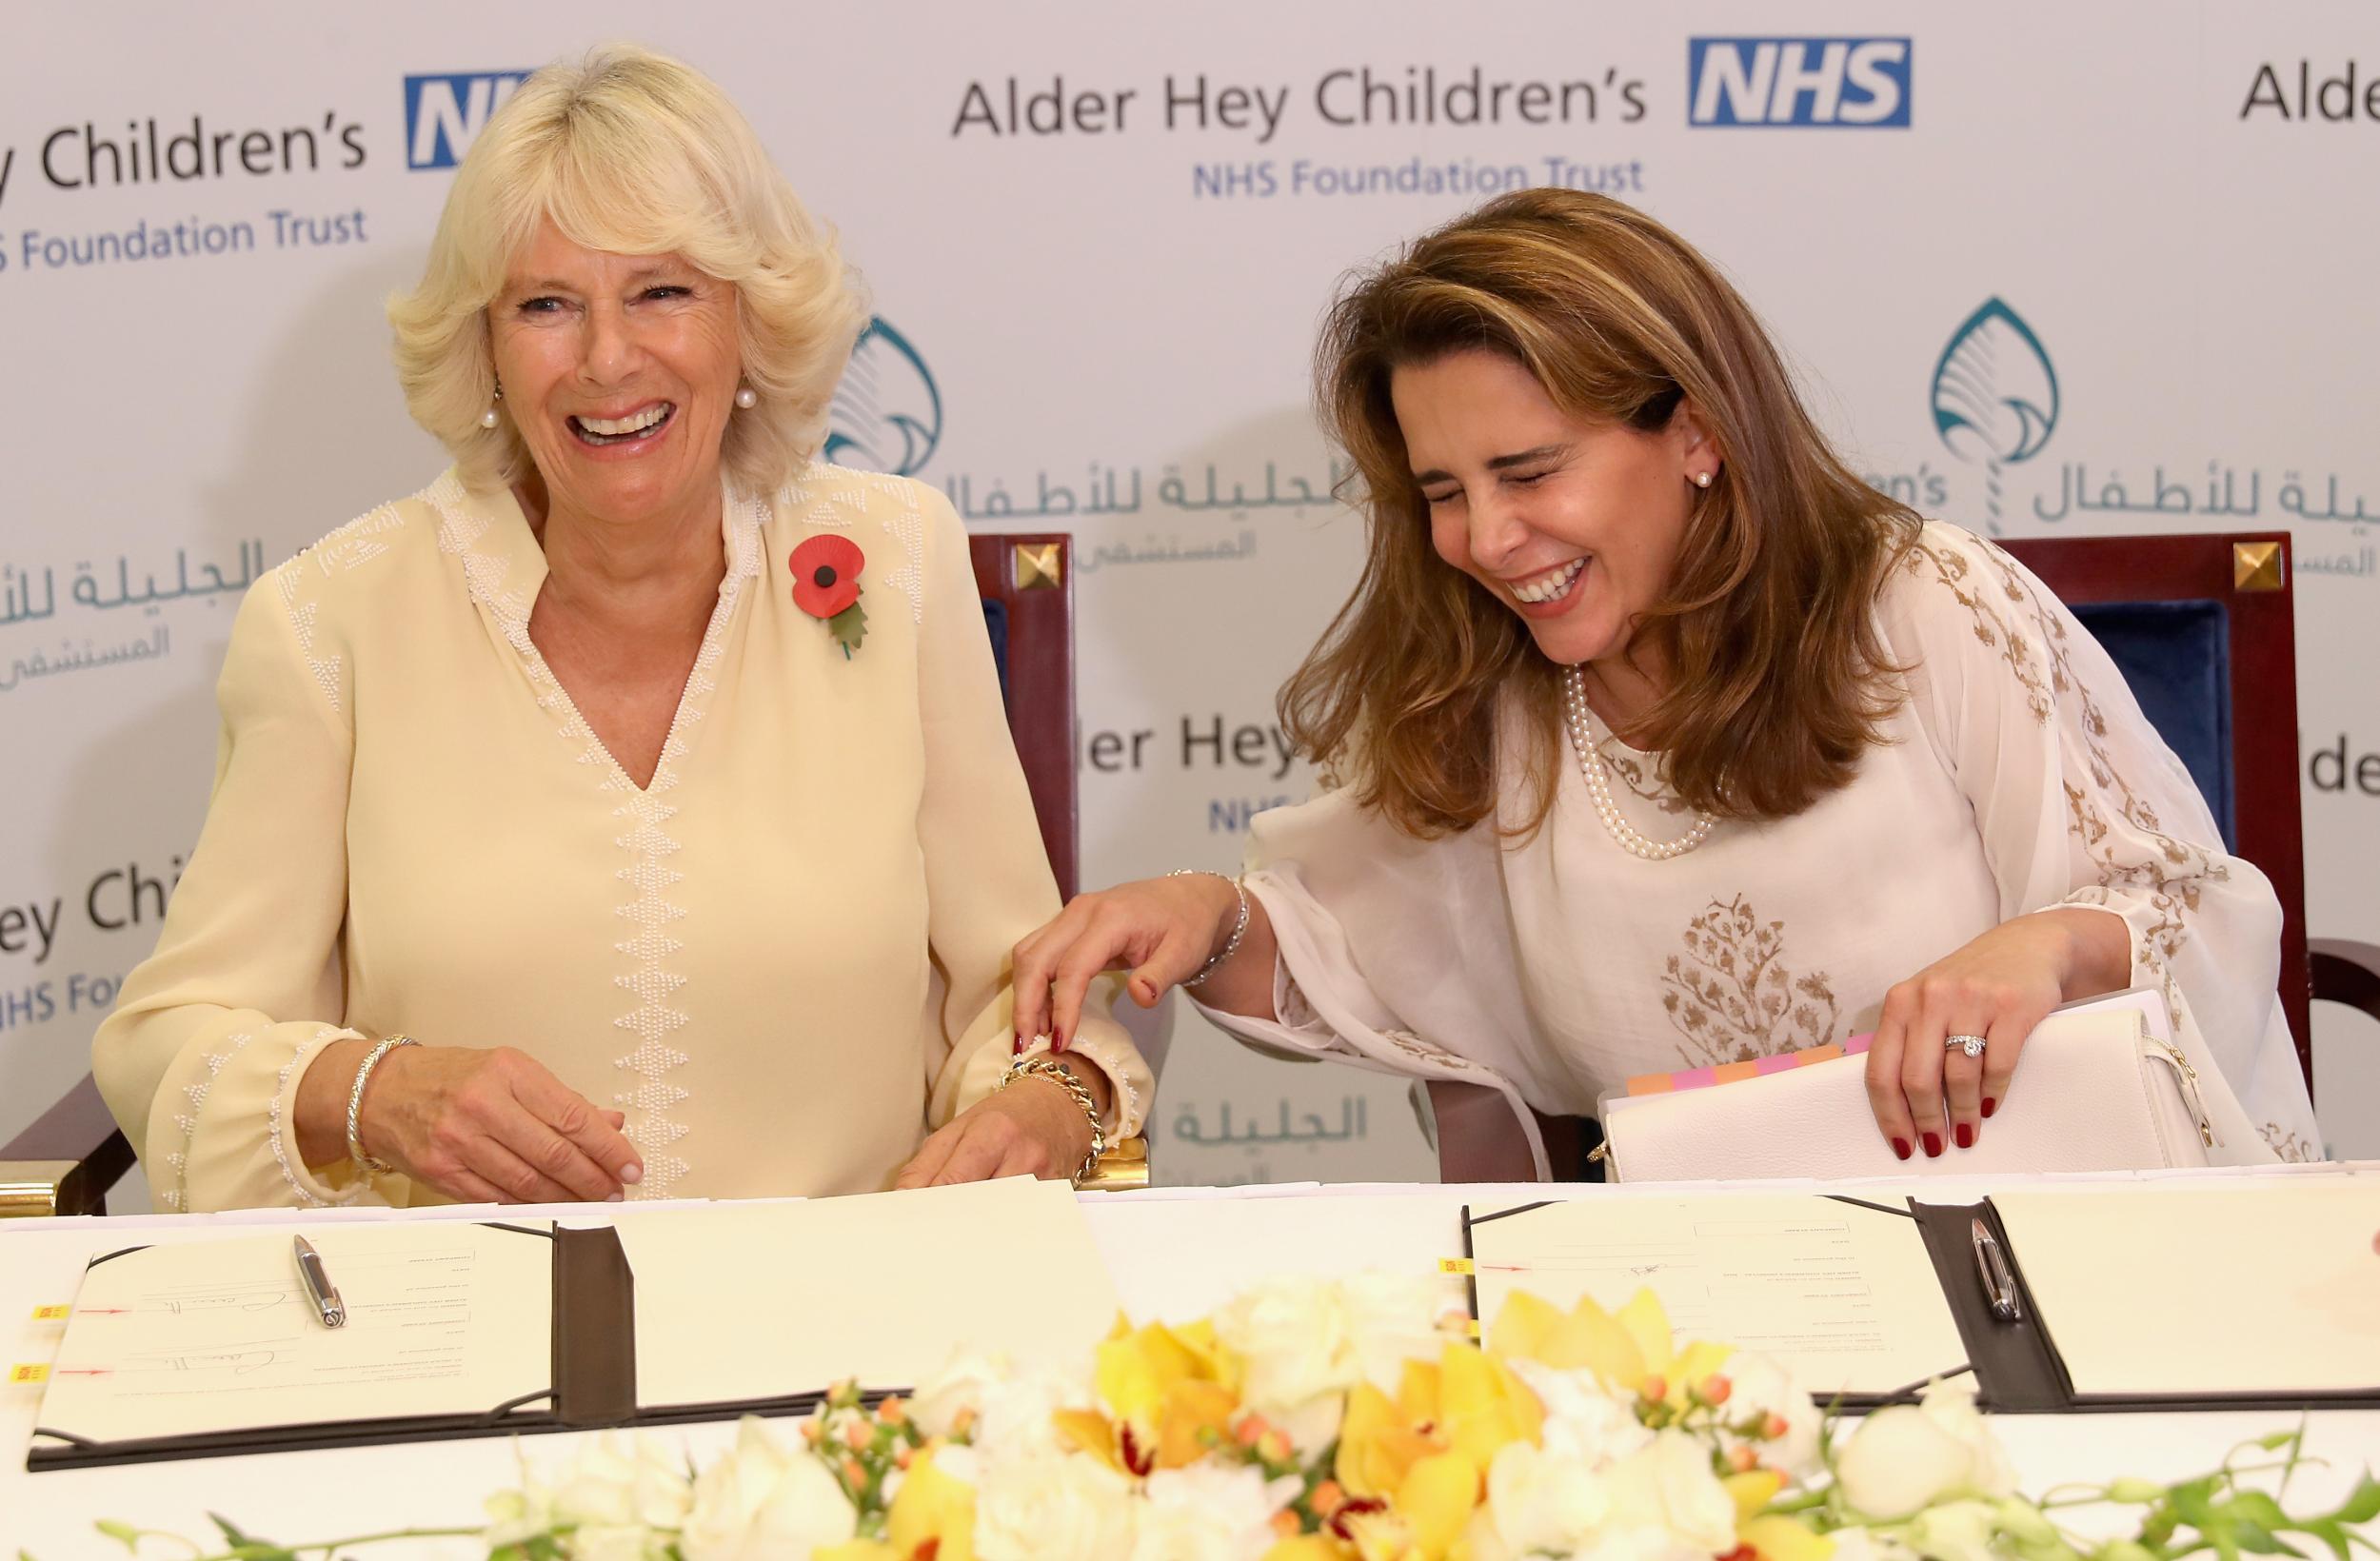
top-left (6, 1168), bottom-right (2377, 1556)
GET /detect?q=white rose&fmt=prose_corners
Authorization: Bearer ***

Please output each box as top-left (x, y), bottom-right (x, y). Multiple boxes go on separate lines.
top-left (1603, 1430), bottom-right (1739, 1555)
top-left (1508, 1360), bottom-right (1656, 1469)
top-left (910, 1353), bottom-right (1090, 1467)
top-left (1580, 1525), bottom-right (1731, 1561)
top-left (1484, 1439), bottom-right (1617, 1555)
top-left (1835, 1383), bottom-right (2015, 1521)
top-left (552, 1435), bottom-right (695, 1532)
top-left (483, 1485), bottom-right (557, 1550)
top-left (1722, 1354), bottom-right (1822, 1479)
top-left (1215, 1276), bottom-right (1358, 1415)
top-left (1340, 1272), bottom-right (1456, 1390)
top-left (1132, 1463), bottom-right (1303, 1561)
top-left (973, 1450), bottom-right (1138, 1561)
top-left (1907, 1499), bottom-right (2004, 1561)
top-left (680, 1418), bottom-right (859, 1561)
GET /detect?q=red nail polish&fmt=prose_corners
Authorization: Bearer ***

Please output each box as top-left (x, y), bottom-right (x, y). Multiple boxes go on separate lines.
top-left (1955, 1122), bottom-right (1973, 1149)
top-left (1981, 1097), bottom-right (1996, 1118)
top-left (1923, 1132), bottom-right (1942, 1158)
top-left (1011, 1035), bottom-right (1024, 1057)
top-left (1893, 1137), bottom-right (1912, 1161)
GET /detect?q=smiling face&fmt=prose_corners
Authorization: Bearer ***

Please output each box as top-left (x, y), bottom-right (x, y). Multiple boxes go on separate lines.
top-left (488, 218), bottom-right (743, 531)
top-left (1390, 347), bottom-right (1716, 671)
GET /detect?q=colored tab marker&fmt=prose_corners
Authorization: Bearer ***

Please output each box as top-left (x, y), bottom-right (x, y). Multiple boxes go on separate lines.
top-left (30, 1304), bottom-right (69, 1321)
top-left (1438, 1257), bottom-right (1476, 1274)
top-left (9, 1363), bottom-right (49, 1385)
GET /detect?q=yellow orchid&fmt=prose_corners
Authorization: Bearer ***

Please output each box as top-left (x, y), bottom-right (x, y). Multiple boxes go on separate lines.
top-left (1724, 1467), bottom-right (1833, 1561)
top-left (883, 1448), bottom-right (975, 1561)
top-left (810, 1545), bottom-right (900, 1561)
top-left (1094, 1315), bottom-right (1232, 1425)
top-left (1436, 1341), bottom-right (1544, 1470)
top-left (1262, 1537), bottom-right (1352, 1561)
top-left (1490, 1288), bottom-right (1735, 1413)
top-left (1056, 1315), bottom-right (1245, 1474)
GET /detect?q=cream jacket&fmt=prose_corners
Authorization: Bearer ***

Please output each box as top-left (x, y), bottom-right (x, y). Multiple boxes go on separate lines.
top-left (94, 464), bottom-right (1149, 1211)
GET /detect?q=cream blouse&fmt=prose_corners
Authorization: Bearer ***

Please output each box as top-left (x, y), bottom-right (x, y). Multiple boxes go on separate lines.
top-left (94, 464), bottom-right (1150, 1212)
top-left (1202, 523), bottom-right (2321, 1175)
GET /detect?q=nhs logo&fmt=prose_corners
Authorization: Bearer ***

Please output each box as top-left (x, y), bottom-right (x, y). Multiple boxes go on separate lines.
top-left (404, 70), bottom-right (533, 169)
top-left (1688, 39), bottom-right (1911, 128)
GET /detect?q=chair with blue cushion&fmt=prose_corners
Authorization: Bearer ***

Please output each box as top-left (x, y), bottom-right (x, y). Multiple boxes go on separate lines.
top-left (0, 531), bottom-right (1149, 1213)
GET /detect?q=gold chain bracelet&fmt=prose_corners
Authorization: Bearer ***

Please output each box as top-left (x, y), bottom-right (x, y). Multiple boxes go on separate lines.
top-left (1000, 1056), bottom-right (1107, 1184)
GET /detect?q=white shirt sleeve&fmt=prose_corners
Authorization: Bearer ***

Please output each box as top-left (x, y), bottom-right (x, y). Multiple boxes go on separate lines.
top-left (1890, 523), bottom-right (2321, 1162)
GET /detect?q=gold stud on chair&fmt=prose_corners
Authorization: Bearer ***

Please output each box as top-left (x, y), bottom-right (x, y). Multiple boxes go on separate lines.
top-left (2233, 541), bottom-right (2284, 593)
top-left (1013, 542), bottom-right (1063, 591)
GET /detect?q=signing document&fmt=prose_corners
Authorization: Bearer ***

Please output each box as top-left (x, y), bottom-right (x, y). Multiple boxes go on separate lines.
top-left (1989, 1182), bottom-right (2380, 1399)
top-left (34, 1222), bottom-right (553, 1449)
top-left (1465, 1193), bottom-right (1968, 1399)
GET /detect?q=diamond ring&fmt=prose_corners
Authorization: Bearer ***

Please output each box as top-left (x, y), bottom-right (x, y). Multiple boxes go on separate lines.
top-left (1943, 1034), bottom-right (1988, 1059)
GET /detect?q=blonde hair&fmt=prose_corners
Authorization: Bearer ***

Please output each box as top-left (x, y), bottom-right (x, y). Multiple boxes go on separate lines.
top-left (387, 44), bottom-right (868, 497)
top-left (1289, 188), bottom-right (1917, 839)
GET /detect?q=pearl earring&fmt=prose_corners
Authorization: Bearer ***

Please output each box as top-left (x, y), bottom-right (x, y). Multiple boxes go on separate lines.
top-left (480, 382), bottom-right (503, 430)
top-left (1693, 470), bottom-right (1714, 489)
top-left (734, 384), bottom-right (758, 410)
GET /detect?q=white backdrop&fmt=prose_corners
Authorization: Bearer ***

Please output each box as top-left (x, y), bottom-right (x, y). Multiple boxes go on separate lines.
top-left (3, 4), bottom-right (2373, 1195)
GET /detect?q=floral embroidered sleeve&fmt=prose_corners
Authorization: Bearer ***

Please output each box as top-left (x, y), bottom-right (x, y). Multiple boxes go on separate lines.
top-left (1891, 523), bottom-right (2321, 1162)
top-left (90, 564), bottom-right (374, 1212)
top-left (907, 486), bottom-right (1150, 1139)
top-left (1188, 781), bottom-right (1559, 1176)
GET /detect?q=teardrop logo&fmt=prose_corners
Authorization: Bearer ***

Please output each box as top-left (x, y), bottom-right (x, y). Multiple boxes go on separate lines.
top-left (825, 317), bottom-right (944, 478)
top-left (1931, 298), bottom-right (2059, 533)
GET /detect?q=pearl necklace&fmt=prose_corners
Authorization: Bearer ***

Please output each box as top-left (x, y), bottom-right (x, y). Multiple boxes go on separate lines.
top-left (1559, 665), bottom-right (1716, 860)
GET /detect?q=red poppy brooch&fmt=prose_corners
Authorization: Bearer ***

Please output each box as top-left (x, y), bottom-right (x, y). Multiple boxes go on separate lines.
top-left (790, 535), bottom-right (867, 658)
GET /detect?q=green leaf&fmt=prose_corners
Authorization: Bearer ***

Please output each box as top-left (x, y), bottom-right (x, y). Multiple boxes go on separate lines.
top-left (2175, 1478), bottom-right (2226, 1529)
top-left (2335, 1475), bottom-right (2380, 1527)
top-left (2257, 1433), bottom-right (2303, 1452)
top-left (2231, 1494), bottom-right (2291, 1529)
top-left (2297, 1519), bottom-right (2353, 1561)
top-left (90, 1523), bottom-right (140, 1552)
top-left (2228, 1521), bottom-right (2289, 1555)
top-left (828, 600), bottom-right (867, 657)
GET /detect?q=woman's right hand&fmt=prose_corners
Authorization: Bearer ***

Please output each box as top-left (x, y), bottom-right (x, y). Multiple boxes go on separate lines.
top-left (1011, 873), bottom-right (1251, 1048)
top-left (351, 1043), bottom-right (644, 1203)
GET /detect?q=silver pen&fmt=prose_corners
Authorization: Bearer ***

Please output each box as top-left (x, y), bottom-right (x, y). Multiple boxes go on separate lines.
top-left (1969, 1216), bottom-right (2021, 1323)
top-left (292, 1235), bottom-right (346, 1329)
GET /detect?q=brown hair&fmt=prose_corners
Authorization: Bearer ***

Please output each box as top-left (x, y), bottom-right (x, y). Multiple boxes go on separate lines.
top-left (1284, 188), bottom-right (1918, 840)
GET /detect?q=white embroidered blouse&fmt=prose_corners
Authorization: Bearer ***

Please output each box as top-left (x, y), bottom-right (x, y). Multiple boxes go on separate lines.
top-left (1202, 522), bottom-right (2321, 1172)
top-left (93, 464), bottom-right (1150, 1212)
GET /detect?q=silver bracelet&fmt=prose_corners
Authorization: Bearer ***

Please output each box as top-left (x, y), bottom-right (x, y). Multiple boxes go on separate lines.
top-left (1001, 1056), bottom-right (1107, 1183)
top-left (1167, 869), bottom-right (1249, 989)
top-left (346, 1034), bottom-right (417, 1176)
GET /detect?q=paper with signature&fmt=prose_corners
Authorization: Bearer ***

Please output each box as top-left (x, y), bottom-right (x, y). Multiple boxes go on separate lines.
top-left (1465, 1195), bottom-right (1967, 1397)
top-left (35, 1223), bottom-right (553, 1446)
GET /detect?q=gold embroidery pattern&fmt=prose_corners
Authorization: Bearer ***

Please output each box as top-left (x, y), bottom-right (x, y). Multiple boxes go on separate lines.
top-left (1905, 531), bottom-right (2229, 956)
top-left (1661, 896), bottom-right (1841, 1065)
top-left (2258, 1123), bottom-right (2317, 1163)
top-left (1598, 742), bottom-right (1693, 816)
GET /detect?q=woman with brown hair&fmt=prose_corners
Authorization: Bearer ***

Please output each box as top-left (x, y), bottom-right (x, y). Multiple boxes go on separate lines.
top-left (1015, 188), bottom-right (2317, 1176)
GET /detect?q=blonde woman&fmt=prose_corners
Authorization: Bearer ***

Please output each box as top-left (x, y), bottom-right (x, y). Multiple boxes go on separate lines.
top-left (1015, 189), bottom-right (2315, 1176)
top-left (95, 46), bottom-right (1146, 1212)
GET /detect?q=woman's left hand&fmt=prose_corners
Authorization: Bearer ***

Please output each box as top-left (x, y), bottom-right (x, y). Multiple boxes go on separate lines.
top-left (1864, 907), bottom-right (2131, 1160)
top-left (892, 1066), bottom-right (1107, 1188)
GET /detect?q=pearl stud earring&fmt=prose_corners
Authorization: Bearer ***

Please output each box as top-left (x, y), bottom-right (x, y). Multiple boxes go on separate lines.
top-left (1693, 470), bottom-right (1714, 489)
top-left (480, 383), bottom-right (504, 430)
top-left (734, 384), bottom-right (758, 410)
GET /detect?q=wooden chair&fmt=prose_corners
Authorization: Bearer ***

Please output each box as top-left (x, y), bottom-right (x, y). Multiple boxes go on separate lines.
top-left (0, 532), bottom-right (1145, 1215)
top-left (1425, 530), bottom-right (2380, 1180)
